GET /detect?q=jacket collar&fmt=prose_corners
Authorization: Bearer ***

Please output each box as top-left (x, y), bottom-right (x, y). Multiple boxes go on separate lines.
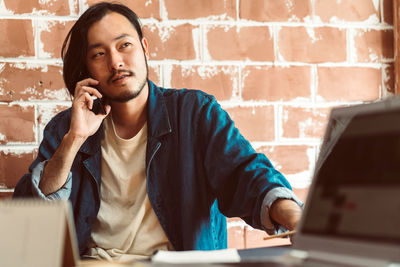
top-left (146, 80), bottom-right (172, 139)
top-left (78, 80), bottom-right (172, 156)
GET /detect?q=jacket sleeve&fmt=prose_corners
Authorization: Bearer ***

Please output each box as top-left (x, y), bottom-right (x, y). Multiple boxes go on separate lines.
top-left (197, 95), bottom-right (295, 230)
top-left (13, 110), bottom-right (71, 199)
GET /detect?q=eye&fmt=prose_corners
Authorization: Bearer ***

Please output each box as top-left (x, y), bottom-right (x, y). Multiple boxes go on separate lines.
top-left (120, 42), bottom-right (131, 49)
top-left (91, 52), bottom-right (104, 59)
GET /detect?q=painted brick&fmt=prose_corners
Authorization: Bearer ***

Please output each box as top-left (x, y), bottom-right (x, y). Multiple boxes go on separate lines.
top-left (257, 145), bottom-right (313, 175)
top-left (143, 24), bottom-right (197, 60)
top-left (39, 20), bottom-right (75, 59)
top-left (207, 26), bottom-right (274, 61)
top-left (315, 0), bottom-right (380, 22)
top-left (84, 0), bottom-right (160, 19)
top-left (0, 20), bottom-right (34, 58)
top-left (38, 105), bottom-right (70, 143)
top-left (292, 188), bottom-right (309, 203)
top-left (278, 26), bottom-right (346, 63)
top-left (0, 151), bottom-right (36, 189)
top-left (0, 191), bottom-right (13, 199)
top-left (239, 0), bottom-right (311, 22)
top-left (171, 65), bottom-right (238, 101)
top-left (148, 65), bottom-right (161, 85)
top-left (281, 107), bottom-right (330, 139)
top-left (383, 64), bottom-right (394, 94)
top-left (318, 67), bottom-right (381, 101)
top-left (3, 0), bottom-right (76, 15)
top-left (242, 66), bottom-right (311, 101)
top-left (164, 0), bottom-right (236, 19)
top-left (0, 105), bottom-right (35, 143)
top-left (226, 106), bottom-right (275, 142)
top-left (0, 63), bottom-right (68, 102)
top-left (354, 29), bottom-right (394, 62)
top-left (383, 0), bottom-right (393, 24)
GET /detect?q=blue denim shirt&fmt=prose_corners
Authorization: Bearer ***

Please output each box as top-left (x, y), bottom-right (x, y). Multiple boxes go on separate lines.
top-left (14, 81), bottom-right (300, 255)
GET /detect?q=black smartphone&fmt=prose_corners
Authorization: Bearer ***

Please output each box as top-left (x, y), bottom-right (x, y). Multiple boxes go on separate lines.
top-left (92, 95), bottom-right (108, 115)
top-left (89, 82), bottom-right (108, 115)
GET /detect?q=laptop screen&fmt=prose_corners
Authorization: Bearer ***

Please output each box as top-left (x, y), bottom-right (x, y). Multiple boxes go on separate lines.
top-left (301, 108), bottom-right (400, 245)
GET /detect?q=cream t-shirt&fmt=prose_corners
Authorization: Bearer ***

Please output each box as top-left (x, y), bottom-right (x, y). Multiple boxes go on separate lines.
top-left (86, 115), bottom-right (171, 262)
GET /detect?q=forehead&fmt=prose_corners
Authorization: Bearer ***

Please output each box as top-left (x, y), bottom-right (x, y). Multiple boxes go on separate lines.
top-left (87, 11), bottom-right (140, 45)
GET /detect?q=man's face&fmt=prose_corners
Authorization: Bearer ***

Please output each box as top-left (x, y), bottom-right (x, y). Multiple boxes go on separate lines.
top-left (86, 12), bottom-right (149, 103)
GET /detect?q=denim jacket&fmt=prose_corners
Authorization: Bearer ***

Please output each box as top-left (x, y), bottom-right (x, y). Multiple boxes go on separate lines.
top-left (14, 81), bottom-right (299, 255)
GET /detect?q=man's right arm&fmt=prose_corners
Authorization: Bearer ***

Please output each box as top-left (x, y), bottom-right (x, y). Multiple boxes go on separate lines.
top-left (14, 78), bottom-right (110, 198)
top-left (38, 78), bottom-right (111, 196)
top-left (38, 132), bottom-right (86, 195)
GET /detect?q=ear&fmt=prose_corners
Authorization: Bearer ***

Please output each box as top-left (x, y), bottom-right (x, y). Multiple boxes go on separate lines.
top-left (141, 37), bottom-right (149, 59)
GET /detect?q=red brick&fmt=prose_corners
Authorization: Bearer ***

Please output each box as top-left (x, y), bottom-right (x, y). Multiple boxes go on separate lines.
top-left (318, 67), bottom-right (381, 101)
top-left (0, 191), bottom-right (13, 199)
top-left (354, 29), bottom-right (394, 62)
top-left (38, 105), bottom-right (70, 137)
top-left (0, 63), bottom-right (68, 101)
top-left (207, 26), bottom-right (274, 61)
top-left (242, 66), bottom-right (311, 101)
top-left (281, 107), bottom-right (330, 139)
top-left (240, 0), bottom-right (311, 22)
top-left (292, 187), bottom-right (309, 203)
top-left (148, 65), bottom-right (161, 85)
top-left (39, 20), bottom-right (75, 59)
top-left (227, 225), bottom-right (245, 249)
top-left (278, 26), bottom-right (346, 63)
top-left (383, 64), bottom-right (395, 94)
top-left (226, 106), bottom-right (275, 142)
top-left (4, 0), bottom-right (76, 15)
top-left (315, 0), bottom-right (380, 22)
top-left (0, 20), bottom-right (34, 58)
top-left (171, 65), bottom-right (238, 101)
top-left (0, 151), bottom-right (37, 189)
top-left (383, 0), bottom-right (393, 24)
top-left (0, 105), bottom-right (35, 143)
top-left (257, 145), bottom-right (313, 175)
top-left (84, 0), bottom-right (160, 19)
top-left (164, 0), bottom-right (236, 19)
top-left (143, 24), bottom-right (197, 60)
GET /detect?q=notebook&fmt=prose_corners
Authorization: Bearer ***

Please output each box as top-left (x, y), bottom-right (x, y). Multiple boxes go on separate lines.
top-left (277, 97), bottom-right (400, 266)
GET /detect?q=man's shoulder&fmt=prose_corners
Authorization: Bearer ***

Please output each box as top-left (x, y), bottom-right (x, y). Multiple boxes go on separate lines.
top-left (43, 108), bottom-right (72, 133)
top-left (157, 85), bottom-right (216, 106)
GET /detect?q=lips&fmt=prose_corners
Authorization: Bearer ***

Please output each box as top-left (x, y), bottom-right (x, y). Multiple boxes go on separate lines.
top-left (111, 73), bottom-right (131, 83)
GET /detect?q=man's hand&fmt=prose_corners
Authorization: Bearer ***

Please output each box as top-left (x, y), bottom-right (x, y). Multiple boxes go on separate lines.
top-left (69, 78), bottom-right (111, 139)
top-left (269, 199), bottom-right (302, 231)
top-left (39, 78), bottom-right (111, 196)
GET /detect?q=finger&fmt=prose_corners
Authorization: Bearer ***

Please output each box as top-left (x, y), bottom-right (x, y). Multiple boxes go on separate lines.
top-left (93, 105), bottom-right (111, 122)
top-left (80, 86), bottom-right (102, 98)
top-left (75, 78), bottom-right (99, 95)
top-left (81, 92), bottom-right (94, 110)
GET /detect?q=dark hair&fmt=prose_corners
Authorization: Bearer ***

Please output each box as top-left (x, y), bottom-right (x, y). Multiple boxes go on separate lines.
top-left (61, 2), bottom-right (143, 96)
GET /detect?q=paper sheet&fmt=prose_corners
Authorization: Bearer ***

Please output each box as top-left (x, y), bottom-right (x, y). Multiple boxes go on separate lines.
top-left (151, 248), bottom-right (240, 264)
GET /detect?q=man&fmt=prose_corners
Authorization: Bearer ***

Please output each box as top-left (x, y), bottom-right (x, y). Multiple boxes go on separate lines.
top-left (13, 2), bottom-right (302, 262)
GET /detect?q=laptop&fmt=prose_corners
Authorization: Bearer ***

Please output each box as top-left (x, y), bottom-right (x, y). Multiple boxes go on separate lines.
top-left (266, 97), bottom-right (400, 266)
top-left (0, 200), bottom-right (80, 267)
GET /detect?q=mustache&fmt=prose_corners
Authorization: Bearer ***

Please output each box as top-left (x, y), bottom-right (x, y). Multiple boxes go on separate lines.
top-left (107, 69), bottom-right (134, 84)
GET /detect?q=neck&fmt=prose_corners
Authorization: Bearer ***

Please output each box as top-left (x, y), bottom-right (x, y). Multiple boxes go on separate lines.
top-left (109, 83), bottom-right (149, 139)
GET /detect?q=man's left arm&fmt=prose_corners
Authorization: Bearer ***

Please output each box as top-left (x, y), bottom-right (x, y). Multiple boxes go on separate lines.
top-left (260, 187), bottom-right (303, 234)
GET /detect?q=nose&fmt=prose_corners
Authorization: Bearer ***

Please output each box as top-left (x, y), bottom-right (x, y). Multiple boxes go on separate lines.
top-left (108, 49), bottom-right (123, 71)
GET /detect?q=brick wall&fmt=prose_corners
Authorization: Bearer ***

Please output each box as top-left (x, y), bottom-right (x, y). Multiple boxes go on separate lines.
top-left (0, 0), bottom-right (394, 249)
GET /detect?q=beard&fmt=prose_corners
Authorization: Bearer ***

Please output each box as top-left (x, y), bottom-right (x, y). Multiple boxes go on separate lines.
top-left (105, 58), bottom-right (149, 103)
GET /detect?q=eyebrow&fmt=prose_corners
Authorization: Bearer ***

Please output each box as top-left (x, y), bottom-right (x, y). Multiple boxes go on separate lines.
top-left (87, 33), bottom-right (132, 51)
